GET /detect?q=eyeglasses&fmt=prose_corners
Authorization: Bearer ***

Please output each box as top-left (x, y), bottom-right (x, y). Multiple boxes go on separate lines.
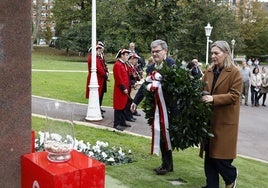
top-left (151, 49), bottom-right (163, 54)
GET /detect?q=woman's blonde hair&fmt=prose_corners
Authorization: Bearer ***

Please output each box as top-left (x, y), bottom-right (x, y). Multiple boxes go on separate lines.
top-left (211, 40), bottom-right (235, 68)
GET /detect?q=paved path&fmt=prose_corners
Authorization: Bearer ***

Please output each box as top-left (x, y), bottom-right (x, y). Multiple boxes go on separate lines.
top-left (32, 95), bottom-right (268, 162)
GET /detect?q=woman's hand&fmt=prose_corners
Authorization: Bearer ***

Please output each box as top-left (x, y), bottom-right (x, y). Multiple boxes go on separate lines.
top-left (202, 95), bottom-right (214, 103)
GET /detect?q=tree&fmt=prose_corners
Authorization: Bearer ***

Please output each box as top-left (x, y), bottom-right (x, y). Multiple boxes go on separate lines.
top-left (52, 0), bottom-right (131, 54)
top-left (127, 0), bottom-right (240, 62)
top-left (32, 0), bottom-right (56, 46)
top-left (127, 0), bottom-right (186, 54)
top-left (41, 26), bottom-right (53, 44)
top-left (96, 0), bottom-right (131, 53)
top-left (52, 0), bottom-right (88, 35)
top-left (52, 0), bottom-right (92, 53)
top-left (56, 22), bottom-right (91, 55)
top-left (32, 0), bottom-right (44, 47)
top-left (236, 1), bottom-right (268, 57)
top-left (51, 0), bottom-right (267, 60)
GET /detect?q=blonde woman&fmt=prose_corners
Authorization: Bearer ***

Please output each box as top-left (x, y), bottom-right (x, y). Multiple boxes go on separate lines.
top-left (201, 41), bottom-right (242, 188)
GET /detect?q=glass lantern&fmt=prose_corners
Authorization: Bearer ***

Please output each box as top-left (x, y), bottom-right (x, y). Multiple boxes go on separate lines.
top-left (44, 101), bottom-right (75, 162)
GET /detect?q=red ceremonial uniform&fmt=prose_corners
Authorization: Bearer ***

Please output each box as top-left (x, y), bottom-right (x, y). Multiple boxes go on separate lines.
top-left (85, 54), bottom-right (107, 99)
top-left (113, 59), bottom-right (130, 110)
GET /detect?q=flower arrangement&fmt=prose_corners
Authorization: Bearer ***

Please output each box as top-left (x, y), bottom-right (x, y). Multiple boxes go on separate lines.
top-left (35, 131), bottom-right (134, 165)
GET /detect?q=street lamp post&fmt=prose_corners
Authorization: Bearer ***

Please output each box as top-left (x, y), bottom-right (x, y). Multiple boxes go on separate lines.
top-left (231, 39), bottom-right (236, 59)
top-left (85, 0), bottom-right (102, 121)
top-left (204, 23), bottom-right (213, 66)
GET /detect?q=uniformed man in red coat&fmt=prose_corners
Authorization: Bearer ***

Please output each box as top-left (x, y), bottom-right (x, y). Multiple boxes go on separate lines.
top-left (113, 49), bottom-right (131, 131)
top-left (123, 53), bottom-right (141, 123)
top-left (85, 44), bottom-right (108, 113)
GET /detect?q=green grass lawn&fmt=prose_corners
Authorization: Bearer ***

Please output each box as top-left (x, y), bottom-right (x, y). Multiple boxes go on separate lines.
top-left (33, 116), bottom-right (268, 188)
top-left (32, 46), bottom-right (268, 188)
top-left (32, 46), bottom-right (114, 105)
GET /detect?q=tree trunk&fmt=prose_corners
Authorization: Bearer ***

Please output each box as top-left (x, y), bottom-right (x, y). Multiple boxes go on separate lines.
top-left (31, 0), bottom-right (44, 51)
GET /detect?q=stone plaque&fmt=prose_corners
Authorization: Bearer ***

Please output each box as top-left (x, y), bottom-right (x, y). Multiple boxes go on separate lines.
top-left (0, 1), bottom-right (32, 187)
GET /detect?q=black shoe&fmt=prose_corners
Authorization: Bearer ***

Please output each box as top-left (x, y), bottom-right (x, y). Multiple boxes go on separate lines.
top-left (121, 123), bottom-right (131, 127)
top-left (100, 108), bottom-right (106, 113)
top-left (133, 111), bottom-right (141, 116)
top-left (262, 104), bottom-right (266, 107)
top-left (126, 118), bottom-right (135, 122)
top-left (114, 125), bottom-right (124, 131)
top-left (153, 166), bottom-right (173, 172)
top-left (153, 166), bottom-right (173, 175)
top-left (154, 167), bottom-right (170, 175)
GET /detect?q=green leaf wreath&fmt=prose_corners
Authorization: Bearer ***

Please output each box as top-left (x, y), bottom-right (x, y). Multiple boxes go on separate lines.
top-left (142, 62), bottom-right (213, 150)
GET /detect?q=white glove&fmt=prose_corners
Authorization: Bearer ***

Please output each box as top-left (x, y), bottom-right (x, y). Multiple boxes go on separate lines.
top-left (130, 103), bottom-right (137, 112)
top-left (147, 81), bottom-right (160, 91)
top-left (146, 76), bottom-right (153, 82)
top-left (146, 83), bottom-right (153, 91)
top-left (152, 80), bottom-right (160, 88)
top-left (154, 72), bottom-right (162, 81)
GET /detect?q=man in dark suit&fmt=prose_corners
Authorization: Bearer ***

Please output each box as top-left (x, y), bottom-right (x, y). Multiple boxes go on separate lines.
top-left (191, 59), bottom-right (203, 78)
top-left (129, 42), bottom-right (146, 70)
top-left (130, 39), bottom-right (176, 175)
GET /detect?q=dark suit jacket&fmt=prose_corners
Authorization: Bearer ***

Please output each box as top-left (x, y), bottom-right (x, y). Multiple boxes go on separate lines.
top-left (133, 57), bottom-right (176, 105)
top-left (191, 66), bottom-right (202, 78)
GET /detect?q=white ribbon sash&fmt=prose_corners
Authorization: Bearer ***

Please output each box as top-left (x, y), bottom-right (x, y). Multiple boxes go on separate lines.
top-left (147, 74), bottom-right (172, 155)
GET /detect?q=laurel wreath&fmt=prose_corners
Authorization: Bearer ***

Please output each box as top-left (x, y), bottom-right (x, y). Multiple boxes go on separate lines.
top-left (142, 62), bottom-right (213, 150)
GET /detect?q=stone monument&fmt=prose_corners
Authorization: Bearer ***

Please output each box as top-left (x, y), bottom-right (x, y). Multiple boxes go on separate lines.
top-left (0, 0), bottom-right (32, 187)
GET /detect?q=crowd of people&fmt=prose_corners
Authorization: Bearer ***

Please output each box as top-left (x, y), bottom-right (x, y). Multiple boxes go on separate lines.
top-left (240, 60), bottom-right (268, 107)
top-left (85, 39), bottom-right (245, 188)
top-left (85, 42), bottom-right (145, 131)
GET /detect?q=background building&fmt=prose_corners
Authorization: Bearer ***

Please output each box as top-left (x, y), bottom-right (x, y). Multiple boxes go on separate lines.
top-left (32, 0), bottom-right (55, 45)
